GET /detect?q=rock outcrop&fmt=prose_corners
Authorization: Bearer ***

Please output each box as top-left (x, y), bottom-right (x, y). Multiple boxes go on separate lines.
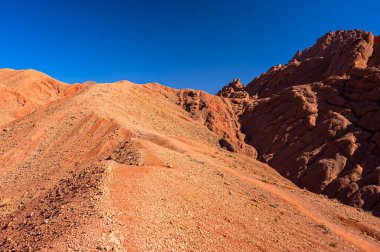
top-left (219, 30), bottom-right (380, 216)
top-left (217, 78), bottom-right (251, 116)
top-left (176, 88), bottom-right (256, 157)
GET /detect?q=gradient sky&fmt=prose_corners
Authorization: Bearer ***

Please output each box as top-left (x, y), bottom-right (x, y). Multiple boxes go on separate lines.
top-left (1, 0), bottom-right (380, 94)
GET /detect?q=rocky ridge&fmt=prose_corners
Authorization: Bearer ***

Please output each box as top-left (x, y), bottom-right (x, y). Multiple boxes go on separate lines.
top-left (218, 30), bottom-right (380, 216)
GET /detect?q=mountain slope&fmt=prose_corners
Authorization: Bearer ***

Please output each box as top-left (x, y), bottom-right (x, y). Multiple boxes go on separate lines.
top-left (0, 68), bottom-right (87, 127)
top-left (1, 72), bottom-right (379, 251)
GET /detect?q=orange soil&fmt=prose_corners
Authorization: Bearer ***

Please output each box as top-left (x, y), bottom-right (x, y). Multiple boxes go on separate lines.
top-left (0, 69), bottom-right (379, 251)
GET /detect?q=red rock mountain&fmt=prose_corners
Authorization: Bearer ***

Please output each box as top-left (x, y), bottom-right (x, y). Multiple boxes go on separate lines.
top-left (1, 30), bottom-right (380, 251)
top-left (218, 30), bottom-right (380, 216)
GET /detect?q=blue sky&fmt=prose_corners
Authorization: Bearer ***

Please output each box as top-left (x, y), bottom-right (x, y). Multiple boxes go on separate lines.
top-left (1, 0), bottom-right (379, 94)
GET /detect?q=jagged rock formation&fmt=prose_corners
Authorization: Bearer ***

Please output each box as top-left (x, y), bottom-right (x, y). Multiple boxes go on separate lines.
top-left (176, 88), bottom-right (256, 157)
top-left (245, 30), bottom-right (376, 97)
top-left (217, 78), bottom-right (251, 116)
top-left (219, 30), bottom-right (380, 216)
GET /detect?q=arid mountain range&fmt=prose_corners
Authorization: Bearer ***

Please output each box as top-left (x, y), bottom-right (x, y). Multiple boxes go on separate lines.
top-left (1, 30), bottom-right (380, 251)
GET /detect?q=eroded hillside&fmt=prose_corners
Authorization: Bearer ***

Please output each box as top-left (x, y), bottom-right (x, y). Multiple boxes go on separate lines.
top-left (219, 30), bottom-right (380, 216)
top-left (1, 29), bottom-right (380, 250)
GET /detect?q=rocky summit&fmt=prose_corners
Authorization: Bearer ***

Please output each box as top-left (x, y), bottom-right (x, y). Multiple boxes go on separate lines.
top-left (218, 30), bottom-right (380, 217)
top-left (1, 30), bottom-right (380, 251)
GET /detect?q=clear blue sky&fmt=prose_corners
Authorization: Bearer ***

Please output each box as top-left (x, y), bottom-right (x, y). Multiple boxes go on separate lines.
top-left (1, 0), bottom-right (379, 94)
